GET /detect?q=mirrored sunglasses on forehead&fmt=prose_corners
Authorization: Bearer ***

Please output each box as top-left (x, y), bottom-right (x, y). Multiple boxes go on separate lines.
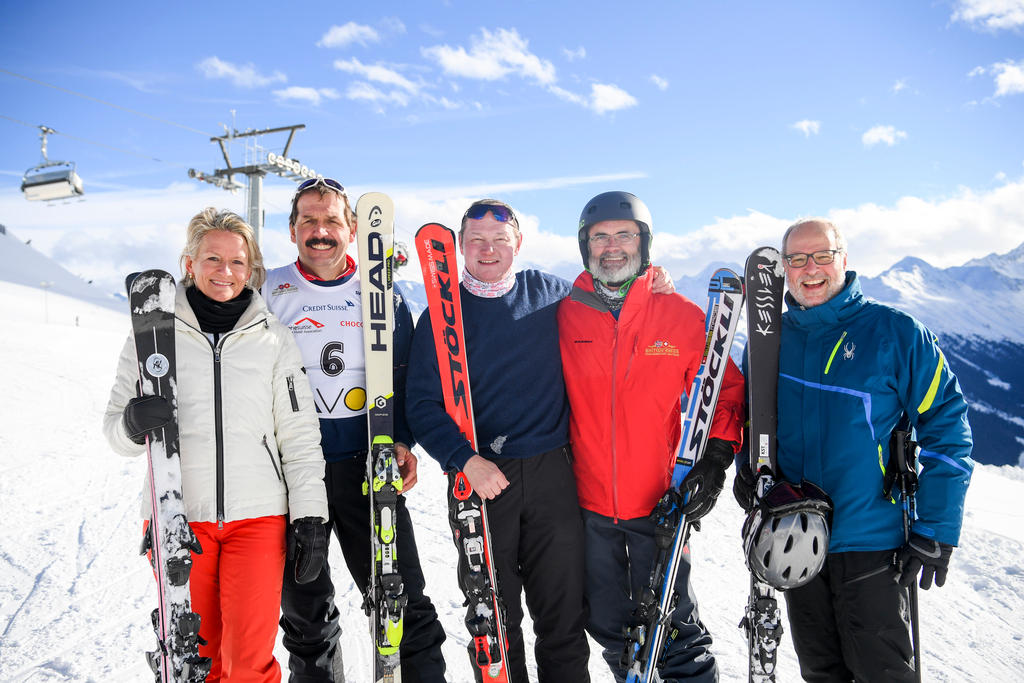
top-left (294, 177), bottom-right (347, 198)
top-left (463, 203), bottom-right (517, 225)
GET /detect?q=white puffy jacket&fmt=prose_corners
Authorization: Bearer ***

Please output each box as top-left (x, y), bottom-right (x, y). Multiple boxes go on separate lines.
top-left (104, 284), bottom-right (328, 524)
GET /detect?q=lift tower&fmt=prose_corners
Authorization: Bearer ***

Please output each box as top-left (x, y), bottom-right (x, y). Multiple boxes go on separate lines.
top-left (189, 123), bottom-right (321, 244)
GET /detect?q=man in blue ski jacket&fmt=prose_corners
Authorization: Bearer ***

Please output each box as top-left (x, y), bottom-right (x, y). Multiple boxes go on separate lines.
top-left (736, 217), bottom-right (974, 681)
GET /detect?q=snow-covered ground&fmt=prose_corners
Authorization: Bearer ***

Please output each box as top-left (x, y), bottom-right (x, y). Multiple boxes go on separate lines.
top-left (1, 281), bottom-right (1023, 682)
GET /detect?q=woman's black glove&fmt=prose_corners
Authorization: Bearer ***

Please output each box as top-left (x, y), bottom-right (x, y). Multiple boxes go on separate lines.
top-left (123, 395), bottom-right (173, 445)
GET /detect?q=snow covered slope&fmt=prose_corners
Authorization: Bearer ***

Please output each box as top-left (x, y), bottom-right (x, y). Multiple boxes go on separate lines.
top-left (0, 227), bottom-right (124, 314)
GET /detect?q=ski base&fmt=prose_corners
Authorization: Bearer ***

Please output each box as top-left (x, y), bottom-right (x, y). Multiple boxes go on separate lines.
top-left (449, 471), bottom-right (510, 682)
top-left (740, 576), bottom-right (783, 683)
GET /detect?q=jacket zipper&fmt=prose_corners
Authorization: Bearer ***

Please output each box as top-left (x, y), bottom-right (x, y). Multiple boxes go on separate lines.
top-left (611, 319), bottom-right (620, 522)
top-left (213, 343), bottom-right (225, 528)
top-left (262, 434), bottom-right (282, 481)
top-left (180, 315), bottom-right (268, 529)
top-left (286, 375), bottom-right (299, 412)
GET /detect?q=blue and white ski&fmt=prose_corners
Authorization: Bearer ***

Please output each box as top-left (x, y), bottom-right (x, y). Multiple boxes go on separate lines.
top-left (623, 268), bottom-right (744, 683)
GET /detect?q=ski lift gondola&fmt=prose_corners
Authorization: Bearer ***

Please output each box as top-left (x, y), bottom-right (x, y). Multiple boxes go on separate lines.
top-left (21, 126), bottom-right (84, 202)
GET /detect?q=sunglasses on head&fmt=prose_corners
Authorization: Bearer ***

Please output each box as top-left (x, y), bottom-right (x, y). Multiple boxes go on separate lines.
top-left (294, 177), bottom-right (347, 197)
top-left (463, 202), bottom-right (517, 225)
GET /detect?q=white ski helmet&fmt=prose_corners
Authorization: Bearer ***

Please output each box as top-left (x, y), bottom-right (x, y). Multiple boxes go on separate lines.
top-left (742, 479), bottom-right (832, 590)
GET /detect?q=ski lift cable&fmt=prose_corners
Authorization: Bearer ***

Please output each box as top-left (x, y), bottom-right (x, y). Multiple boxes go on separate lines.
top-left (0, 68), bottom-right (211, 136)
top-left (1, 114), bottom-right (190, 167)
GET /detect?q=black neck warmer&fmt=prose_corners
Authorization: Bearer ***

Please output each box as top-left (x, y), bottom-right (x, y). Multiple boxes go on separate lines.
top-left (185, 285), bottom-right (253, 334)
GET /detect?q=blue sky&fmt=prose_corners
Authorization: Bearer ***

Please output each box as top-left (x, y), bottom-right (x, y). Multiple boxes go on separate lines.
top-left (1, 1), bottom-right (1023, 295)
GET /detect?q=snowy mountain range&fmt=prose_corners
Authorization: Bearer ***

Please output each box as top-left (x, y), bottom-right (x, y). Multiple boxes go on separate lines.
top-left (2, 226), bottom-right (1021, 466)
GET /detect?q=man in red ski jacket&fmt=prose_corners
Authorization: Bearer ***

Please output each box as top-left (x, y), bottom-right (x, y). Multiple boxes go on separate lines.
top-left (558, 191), bottom-right (745, 683)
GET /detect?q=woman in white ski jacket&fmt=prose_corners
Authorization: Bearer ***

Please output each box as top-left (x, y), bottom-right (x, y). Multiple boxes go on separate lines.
top-left (104, 207), bottom-right (328, 682)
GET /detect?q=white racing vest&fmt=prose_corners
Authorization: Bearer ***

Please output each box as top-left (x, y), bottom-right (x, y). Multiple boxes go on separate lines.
top-left (264, 263), bottom-right (367, 422)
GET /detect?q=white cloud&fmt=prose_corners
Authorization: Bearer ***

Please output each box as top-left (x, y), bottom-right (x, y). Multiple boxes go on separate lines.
top-left (563, 46), bottom-right (586, 61)
top-left (346, 82), bottom-right (411, 108)
top-left (318, 22), bottom-right (380, 48)
top-left (420, 28), bottom-right (635, 114)
top-left (968, 65), bottom-right (987, 78)
top-left (590, 83), bottom-right (638, 114)
top-left (992, 59), bottom-right (1024, 96)
top-left (951, 0), bottom-right (1024, 31)
top-left (272, 86), bottom-right (341, 107)
top-left (892, 79), bottom-right (907, 93)
top-left (197, 57), bottom-right (286, 88)
top-left (650, 180), bottom-right (1024, 279)
top-left (334, 58), bottom-right (420, 93)
top-left (380, 17), bottom-right (407, 35)
top-left (548, 85), bottom-right (586, 107)
top-left (791, 120), bottom-right (821, 137)
top-left (422, 28), bottom-right (557, 85)
top-left (7, 175), bottom-right (1024, 297)
top-left (548, 83), bottom-right (637, 114)
top-left (649, 74), bottom-right (669, 91)
top-left (419, 23), bottom-right (445, 39)
top-left (862, 125), bottom-right (908, 147)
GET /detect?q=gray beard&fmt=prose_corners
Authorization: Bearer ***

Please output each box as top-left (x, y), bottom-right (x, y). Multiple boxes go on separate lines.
top-left (589, 250), bottom-right (641, 287)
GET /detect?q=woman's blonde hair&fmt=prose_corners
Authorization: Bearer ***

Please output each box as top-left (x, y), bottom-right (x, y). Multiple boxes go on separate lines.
top-left (179, 208), bottom-right (266, 290)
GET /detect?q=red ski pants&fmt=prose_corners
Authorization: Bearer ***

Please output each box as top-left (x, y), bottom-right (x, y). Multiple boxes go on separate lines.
top-left (189, 516), bottom-right (287, 682)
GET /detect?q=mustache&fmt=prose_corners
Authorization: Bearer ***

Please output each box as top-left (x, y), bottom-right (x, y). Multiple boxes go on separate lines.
top-left (305, 237), bottom-right (338, 248)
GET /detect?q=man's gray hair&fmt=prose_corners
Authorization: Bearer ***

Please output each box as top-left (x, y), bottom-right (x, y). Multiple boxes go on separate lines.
top-left (781, 217), bottom-right (847, 254)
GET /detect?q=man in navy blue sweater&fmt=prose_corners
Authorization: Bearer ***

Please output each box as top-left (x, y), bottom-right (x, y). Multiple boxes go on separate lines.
top-left (406, 199), bottom-right (591, 683)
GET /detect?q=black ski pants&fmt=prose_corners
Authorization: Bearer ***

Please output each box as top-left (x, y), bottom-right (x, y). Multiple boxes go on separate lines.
top-left (280, 456), bottom-right (447, 683)
top-left (484, 446), bottom-right (590, 683)
top-left (785, 549), bottom-right (915, 682)
top-left (581, 510), bottom-right (717, 683)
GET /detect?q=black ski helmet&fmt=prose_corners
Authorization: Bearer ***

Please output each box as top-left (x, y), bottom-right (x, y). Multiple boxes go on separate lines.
top-left (577, 191), bottom-right (653, 271)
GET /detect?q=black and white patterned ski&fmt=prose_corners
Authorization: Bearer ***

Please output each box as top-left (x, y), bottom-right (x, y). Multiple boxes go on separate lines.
top-left (739, 247), bottom-right (785, 683)
top-left (127, 270), bottom-right (210, 683)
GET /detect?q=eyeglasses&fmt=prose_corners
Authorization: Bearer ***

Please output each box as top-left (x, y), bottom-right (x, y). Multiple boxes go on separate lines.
top-left (294, 177), bottom-right (347, 198)
top-left (783, 249), bottom-right (842, 268)
top-left (589, 231), bottom-right (640, 246)
top-left (463, 202), bottom-right (518, 226)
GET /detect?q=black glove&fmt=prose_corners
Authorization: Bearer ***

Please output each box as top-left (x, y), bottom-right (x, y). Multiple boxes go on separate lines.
top-left (288, 517), bottom-right (328, 584)
top-left (732, 462), bottom-right (757, 512)
top-left (123, 395), bottom-right (173, 445)
top-left (894, 533), bottom-right (953, 590)
top-left (679, 438), bottom-right (735, 522)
